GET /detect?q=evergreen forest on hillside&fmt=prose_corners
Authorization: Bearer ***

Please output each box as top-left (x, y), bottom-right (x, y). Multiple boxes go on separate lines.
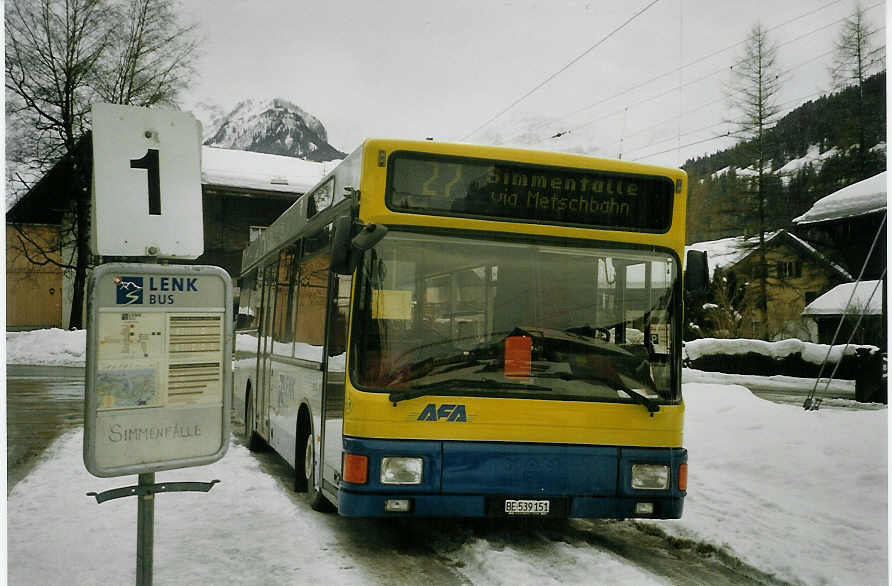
top-left (684, 71), bottom-right (886, 244)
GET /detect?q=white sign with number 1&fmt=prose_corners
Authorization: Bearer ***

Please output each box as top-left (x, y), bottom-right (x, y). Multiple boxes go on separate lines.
top-left (91, 103), bottom-right (204, 258)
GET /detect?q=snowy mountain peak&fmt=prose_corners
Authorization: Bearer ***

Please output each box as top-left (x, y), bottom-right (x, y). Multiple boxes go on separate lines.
top-left (201, 98), bottom-right (346, 162)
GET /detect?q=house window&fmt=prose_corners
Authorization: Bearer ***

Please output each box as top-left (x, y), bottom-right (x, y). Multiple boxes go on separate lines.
top-left (249, 226), bottom-right (266, 242)
top-left (776, 260), bottom-right (802, 280)
top-left (751, 319), bottom-right (761, 338)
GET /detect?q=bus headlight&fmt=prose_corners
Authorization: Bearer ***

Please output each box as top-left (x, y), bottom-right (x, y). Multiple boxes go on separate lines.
top-left (380, 457), bottom-right (423, 485)
top-left (631, 464), bottom-right (669, 490)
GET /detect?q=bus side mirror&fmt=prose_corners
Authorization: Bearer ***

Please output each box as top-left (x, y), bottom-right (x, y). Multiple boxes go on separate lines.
top-left (352, 223), bottom-right (388, 251)
top-left (684, 250), bottom-right (709, 295)
top-left (331, 216), bottom-right (388, 275)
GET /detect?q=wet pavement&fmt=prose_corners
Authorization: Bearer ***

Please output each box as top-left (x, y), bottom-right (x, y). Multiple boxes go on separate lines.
top-left (6, 365), bottom-right (86, 493)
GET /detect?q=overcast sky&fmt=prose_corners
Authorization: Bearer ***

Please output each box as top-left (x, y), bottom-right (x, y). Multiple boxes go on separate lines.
top-left (179, 0), bottom-right (886, 167)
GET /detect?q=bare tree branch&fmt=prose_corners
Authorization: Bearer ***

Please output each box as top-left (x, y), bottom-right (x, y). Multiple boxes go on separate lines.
top-left (5, 0), bottom-right (199, 328)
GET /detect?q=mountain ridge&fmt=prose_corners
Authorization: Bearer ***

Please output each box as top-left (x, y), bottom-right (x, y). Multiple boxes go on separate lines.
top-left (199, 98), bottom-right (347, 162)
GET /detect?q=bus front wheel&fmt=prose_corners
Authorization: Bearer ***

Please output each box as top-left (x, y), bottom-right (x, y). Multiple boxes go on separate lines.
top-left (244, 389), bottom-right (263, 452)
top-left (302, 431), bottom-right (334, 512)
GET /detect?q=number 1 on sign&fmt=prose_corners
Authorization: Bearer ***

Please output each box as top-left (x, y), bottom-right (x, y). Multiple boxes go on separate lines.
top-left (130, 149), bottom-right (161, 215)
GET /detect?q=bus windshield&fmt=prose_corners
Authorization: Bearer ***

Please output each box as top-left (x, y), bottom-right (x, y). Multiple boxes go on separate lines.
top-left (351, 231), bottom-right (680, 406)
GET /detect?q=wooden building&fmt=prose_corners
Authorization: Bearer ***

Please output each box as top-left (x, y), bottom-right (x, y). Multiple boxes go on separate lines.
top-left (687, 230), bottom-right (853, 341)
top-left (793, 172), bottom-right (887, 349)
top-left (6, 225), bottom-right (64, 329)
top-left (6, 142), bottom-right (332, 329)
top-left (801, 280), bottom-right (884, 346)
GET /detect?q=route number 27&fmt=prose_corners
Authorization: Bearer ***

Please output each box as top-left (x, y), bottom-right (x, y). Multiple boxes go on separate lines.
top-left (130, 149), bottom-right (161, 215)
top-left (421, 163), bottom-right (463, 198)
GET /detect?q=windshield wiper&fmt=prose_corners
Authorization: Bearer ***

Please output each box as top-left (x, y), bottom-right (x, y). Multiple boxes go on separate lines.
top-left (388, 377), bottom-right (551, 405)
top-left (535, 371), bottom-right (660, 417)
top-left (619, 387), bottom-right (661, 417)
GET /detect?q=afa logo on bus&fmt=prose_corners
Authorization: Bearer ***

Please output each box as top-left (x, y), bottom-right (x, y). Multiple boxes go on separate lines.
top-left (417, 403), bottom-right (467, 422)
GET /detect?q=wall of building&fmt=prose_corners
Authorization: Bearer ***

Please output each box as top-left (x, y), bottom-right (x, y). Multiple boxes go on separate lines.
top-left (6, 224), bottom-right (63, 329)
top-left (732, 239), bottom-right (847, 341)
top-left (197, 193), bottom-right (295, 278)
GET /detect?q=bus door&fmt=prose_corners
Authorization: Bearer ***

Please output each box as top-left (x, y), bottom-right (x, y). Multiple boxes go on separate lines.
top-left (322, 272), bottom-right (351, 496)
top-left (256, 261), bottom-right (278, 438)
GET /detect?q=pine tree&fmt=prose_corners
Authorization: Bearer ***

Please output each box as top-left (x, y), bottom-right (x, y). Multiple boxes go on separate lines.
top-left (831, 2), bottom-right (884, 175)
top-left (726, 23), bottom-right (782, 339)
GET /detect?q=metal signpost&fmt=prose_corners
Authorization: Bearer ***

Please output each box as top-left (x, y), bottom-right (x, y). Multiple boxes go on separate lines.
top-left (85, 104), bottom-right (230, 586)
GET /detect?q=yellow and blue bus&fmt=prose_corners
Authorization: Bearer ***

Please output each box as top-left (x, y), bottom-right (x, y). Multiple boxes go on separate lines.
top-left (233, 139), bottom-right (695, 518)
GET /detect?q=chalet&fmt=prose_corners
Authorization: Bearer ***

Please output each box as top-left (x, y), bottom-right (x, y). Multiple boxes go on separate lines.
top-left (6, 142), bottom-right (333, 329)
top-left (802, 280), bottom-right (884, 346)
top-left (686, 229), bottom-right (853, 341)
top-left (793, 171), bottom-right (887, 349)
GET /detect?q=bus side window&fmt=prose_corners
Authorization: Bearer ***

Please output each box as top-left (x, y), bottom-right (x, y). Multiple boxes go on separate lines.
top-left (237, 270), bottom-right (261, 331)
top-left (272, 246), bottom-right (298, 353)
top-left (294, 225), bottom-right (333, 363)
top-left (328, 275), bottom-right (351, 358)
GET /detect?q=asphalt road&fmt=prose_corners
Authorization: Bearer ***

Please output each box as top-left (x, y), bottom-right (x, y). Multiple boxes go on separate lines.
top-left (6, 365), bottom-right (87, 493)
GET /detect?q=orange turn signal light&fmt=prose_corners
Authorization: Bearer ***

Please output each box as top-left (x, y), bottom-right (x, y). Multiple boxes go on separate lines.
top-left (343, 453), bottom-right (368, 484)
top-left (678, 463), bottom-right (688, 492)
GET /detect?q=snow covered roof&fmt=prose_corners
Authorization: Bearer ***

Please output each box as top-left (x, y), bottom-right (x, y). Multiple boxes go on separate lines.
top-left (685, 235), bottom-right (749, 277)
top-left (793, 172), bottom-right (887, 225)
top-left (802, 280), bottom-right (884, 317)
top-left (201, 146), bottom-right (335, 194)
top-left (685, 232), bottom-right (780, 277)
top-left (686, 230), bottom-right (853, 280)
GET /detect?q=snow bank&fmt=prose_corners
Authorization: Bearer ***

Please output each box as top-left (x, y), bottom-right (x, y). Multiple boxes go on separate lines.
top-left (8, 431), bottom-right (383, 585)
top-left (649, 383), bottom-right (887, 586)
top-left (683, 368), bottom-right (856, 398)
top-left (6, 328), bottom-right (86, 366)
top-left (685, 337), bottom-right (871, 365)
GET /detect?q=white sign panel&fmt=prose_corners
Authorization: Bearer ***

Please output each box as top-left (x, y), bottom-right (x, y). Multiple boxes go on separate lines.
top-left (84, 263), bottom-right (231, 477)
top-left (91, 103), bottom-right (203, 258)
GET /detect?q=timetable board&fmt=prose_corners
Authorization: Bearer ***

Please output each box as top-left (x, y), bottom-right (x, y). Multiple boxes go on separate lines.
top-left (84, 264), bottom-right (232, 477)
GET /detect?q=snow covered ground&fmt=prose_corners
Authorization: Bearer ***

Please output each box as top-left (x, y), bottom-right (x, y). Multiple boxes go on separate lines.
top-left (6, 330), bottom-right (889, 585)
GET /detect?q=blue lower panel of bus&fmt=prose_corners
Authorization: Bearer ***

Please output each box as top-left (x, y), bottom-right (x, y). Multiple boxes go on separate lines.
top-left (338, 437), bottom-right (686, 519)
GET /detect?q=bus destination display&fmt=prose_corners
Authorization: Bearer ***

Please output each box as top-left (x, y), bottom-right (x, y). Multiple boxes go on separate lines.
top-left (388, 153), bottom-right (675, 232)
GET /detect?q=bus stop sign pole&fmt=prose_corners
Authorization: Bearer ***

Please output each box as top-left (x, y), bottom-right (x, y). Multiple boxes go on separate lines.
top-left (86, 475), bottom-right (220, 585)
top-left (137, 473), bottom-right (155, 586)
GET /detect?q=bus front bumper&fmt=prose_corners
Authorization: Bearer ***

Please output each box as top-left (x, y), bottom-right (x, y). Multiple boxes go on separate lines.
top-left (338, 491), bottom-right (684, 518)
top-left (337, 437), bottom-right (686, 519)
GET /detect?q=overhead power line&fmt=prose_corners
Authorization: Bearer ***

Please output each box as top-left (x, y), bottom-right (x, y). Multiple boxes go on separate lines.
top-left (553, 11), bottom-right (884, 160)
top-left (459, 0), bottom-right (662, 142)
top-left (627, 88), bottom-right (830, 162)
top-left (558, 6), bottom-right (882, 142)
top-left (527, 0), bottom-right (850, 137)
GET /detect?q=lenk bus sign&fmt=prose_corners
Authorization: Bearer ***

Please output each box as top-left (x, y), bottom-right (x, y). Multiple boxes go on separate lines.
top-left (84, 263), bottom-right (232, 478)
